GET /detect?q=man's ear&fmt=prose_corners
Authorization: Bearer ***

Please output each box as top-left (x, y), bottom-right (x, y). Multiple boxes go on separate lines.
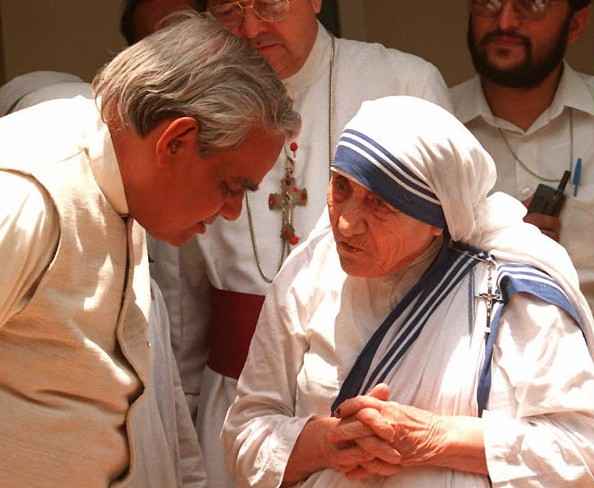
top-left (155, 117), bottom-right (199, 166)
top-left (568, 6), bottom-right (590, 44)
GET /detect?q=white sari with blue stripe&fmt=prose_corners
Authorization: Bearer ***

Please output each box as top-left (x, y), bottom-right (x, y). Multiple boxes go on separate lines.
top-left (224, 223), bottom-right (594, 487)
top-left (225, 97), bottom-right (594, 487)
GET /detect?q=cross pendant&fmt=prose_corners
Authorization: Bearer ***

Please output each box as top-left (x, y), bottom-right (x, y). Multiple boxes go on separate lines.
top-left (476, 257), bottom-right (502, 335)
top-left (267, 142), bottom-right (308, 245)
top-left (478, 290), bottom-right (503, 333)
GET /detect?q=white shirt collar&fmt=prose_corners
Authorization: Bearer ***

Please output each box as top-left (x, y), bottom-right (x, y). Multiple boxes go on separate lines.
top-left (456, 62), bottom-right (594, 134)
top-left (284, 21), bottom-right (332, 97)
top-left (84, 109), bottom-right (129, 216)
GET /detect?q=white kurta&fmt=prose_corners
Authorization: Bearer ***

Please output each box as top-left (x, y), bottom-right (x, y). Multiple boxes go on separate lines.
top-left (451, 64), bottom-right (594, 312)
top-left (149, 23), bottom-right (453, 488)
top-left (0, 98), bottom-right (205, 487)
top-left (224, 226), bottom-right (594, 488)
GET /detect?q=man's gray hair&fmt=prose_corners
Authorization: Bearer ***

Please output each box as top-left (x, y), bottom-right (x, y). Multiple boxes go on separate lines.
top-left (93, 11), bottom-right (300, 153)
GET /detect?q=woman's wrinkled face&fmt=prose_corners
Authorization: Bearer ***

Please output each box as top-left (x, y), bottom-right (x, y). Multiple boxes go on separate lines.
top-left (327, 172), bottom-right (442, 278)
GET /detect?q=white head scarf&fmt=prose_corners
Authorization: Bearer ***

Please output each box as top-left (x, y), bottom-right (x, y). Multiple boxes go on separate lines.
top-left (0, 71), bottom-right (85, 116)
top-left (331, 96), bottom-right (594, 350)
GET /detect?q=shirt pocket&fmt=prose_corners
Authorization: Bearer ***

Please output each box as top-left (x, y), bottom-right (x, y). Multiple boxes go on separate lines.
top-left (561, 190), bottom-right (594, 263)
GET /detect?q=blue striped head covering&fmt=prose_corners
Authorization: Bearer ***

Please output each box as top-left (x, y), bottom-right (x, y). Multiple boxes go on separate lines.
top-left (331, 96), bottom-right (497, 242)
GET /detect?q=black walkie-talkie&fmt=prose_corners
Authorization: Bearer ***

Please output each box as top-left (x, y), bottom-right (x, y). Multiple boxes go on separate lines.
top-left (527, 170), bottom-right (571, 217)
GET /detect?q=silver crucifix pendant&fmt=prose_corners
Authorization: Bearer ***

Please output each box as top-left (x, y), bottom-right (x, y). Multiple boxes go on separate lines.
top-left (477, 256), bottom-right (503, 335)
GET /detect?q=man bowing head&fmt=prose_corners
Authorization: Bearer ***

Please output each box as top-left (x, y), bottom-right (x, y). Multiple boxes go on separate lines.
top-left (0, 12), bottom-right (298, 488)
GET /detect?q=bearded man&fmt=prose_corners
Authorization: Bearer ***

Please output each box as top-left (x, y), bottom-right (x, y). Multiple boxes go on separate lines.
top-left (451, 0), bottom-right (594, 311)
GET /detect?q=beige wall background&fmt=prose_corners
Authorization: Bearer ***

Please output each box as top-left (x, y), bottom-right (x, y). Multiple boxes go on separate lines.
top-left (0, 1), bottom-right (593, 86)
top-left (0, 0), bottom-right (126, 84)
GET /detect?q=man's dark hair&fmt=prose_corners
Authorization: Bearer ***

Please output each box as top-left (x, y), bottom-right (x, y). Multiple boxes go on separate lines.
top-left (120, 0), bottom-right (204, 45)
top-left (570, 0), bottom-right (591, 11)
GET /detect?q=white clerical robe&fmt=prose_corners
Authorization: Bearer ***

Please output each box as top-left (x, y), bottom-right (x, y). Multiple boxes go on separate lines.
top-left (224, 226), bottom-right (594, 488)
top-left (451, 63), bottom-right (594, 312)
top-left (149, 22), bottom-right (453, 488)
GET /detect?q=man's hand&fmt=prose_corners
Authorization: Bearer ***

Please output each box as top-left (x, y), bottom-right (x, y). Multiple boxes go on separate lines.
top-left (523, 197), bottom-right (561, 241)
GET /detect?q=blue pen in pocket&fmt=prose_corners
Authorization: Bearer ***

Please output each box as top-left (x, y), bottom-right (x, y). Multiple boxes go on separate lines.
top-left (572, 158), bottom-right (582, 197)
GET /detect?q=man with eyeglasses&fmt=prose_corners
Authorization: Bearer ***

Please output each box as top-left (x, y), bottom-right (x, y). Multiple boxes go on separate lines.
top-left (148, 1), bottom-right (452, 486)
top-left (452, 0), bottom-right (594, 313)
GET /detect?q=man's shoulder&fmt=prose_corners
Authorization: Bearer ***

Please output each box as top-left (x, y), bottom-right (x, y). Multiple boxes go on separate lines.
top-left (336, 37), bottom-right (439, 75)
top-left (574, 69), bottom-right (594, 89)
top-left (333, 37), bottom-right (449, 108)
top-left (0, 95), bottom-right (97, 133)
top-left (0, 170), bottom-right (59, 243)
top-left (0, 97), bottom-right (99, 169)
top-left (450, 76), bottom-right (477, 97)
top-left (449, 76), bottom-right (482, 123)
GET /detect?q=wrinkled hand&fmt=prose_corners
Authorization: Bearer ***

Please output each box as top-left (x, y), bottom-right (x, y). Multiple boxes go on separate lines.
top-left (322, 383), bottom-right (400, 476)
top-left (320, 415), bottom-right (401, 476)
top-left (523, 197), bottom-right (561, 241)
top-left (330, 385), bottom-right (401, 481)
top-left (336, 384), bottom-right (447, 472)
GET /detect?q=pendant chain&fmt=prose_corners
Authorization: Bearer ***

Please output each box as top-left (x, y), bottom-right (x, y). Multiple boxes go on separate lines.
top-left (246, 35), bottom-right (337, 284)
top-left (497, 108), bottom-right (574, 183)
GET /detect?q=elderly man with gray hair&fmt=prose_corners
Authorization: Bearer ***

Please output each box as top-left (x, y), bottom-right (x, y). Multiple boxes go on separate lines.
top-left (0, 11), bottom-right (299, 488)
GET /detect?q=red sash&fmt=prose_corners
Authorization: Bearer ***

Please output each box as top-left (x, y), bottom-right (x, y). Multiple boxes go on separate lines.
top-left (207, 286), bottom-right (265, 380)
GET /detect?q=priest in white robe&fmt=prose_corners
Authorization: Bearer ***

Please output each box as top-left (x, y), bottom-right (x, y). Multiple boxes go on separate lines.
top-left (224, 96), bottom-right (594, 487)
top-left (149, 3), bottom-right (453, 486)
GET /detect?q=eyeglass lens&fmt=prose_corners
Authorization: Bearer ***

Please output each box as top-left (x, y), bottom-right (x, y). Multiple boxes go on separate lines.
top-left (471, 0), bottom-right (551, 18)
top-left (210, 0), bottom-right (290, 26)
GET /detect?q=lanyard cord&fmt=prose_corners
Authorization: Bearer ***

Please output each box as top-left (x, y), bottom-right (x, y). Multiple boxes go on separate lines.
top-left (497, 108), bottom-right (574, 183)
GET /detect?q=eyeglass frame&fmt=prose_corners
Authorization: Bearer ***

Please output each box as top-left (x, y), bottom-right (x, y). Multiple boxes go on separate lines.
top-left (469, 0), bottom-right (566, 20)
top-left (208, 0), bottom-right (293, 28)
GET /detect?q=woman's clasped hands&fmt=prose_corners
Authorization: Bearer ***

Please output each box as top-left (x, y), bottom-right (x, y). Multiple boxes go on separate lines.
top-left (326, 383), bottom-right (448, 481)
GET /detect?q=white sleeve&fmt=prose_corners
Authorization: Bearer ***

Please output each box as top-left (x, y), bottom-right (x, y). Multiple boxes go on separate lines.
top-left (417, 63), bottom-right (453, 114)
top-left (0, 170), bottom-right (59, 327)
top-left (147, 235), bottom-right (211, 410)
top-left (223, 265), bottom-right (312, 488)
top-left (149, 279), bottom-right (208, 488)
top-left (484, 294), bottom-right (594, 487)
top-left (173, 362), bottom-right (208, 488)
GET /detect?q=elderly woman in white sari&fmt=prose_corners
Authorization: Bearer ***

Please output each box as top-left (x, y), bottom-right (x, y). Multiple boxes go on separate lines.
top-left (223, 97), bottom-right (594, 487)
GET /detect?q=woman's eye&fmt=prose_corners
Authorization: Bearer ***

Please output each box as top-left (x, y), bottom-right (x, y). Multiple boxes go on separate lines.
top-left (334, 176), bottom-right (349, 194)
top-left (368, 195), bottom-right (390, 213)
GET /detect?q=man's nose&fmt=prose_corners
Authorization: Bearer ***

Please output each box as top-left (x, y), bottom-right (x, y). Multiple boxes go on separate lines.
top-left (497, 1), bottom-right (522, 30)
top-left (219, 193), bottom-right (244, 221)
top-left (235, 7), bottom-right (267, 39)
